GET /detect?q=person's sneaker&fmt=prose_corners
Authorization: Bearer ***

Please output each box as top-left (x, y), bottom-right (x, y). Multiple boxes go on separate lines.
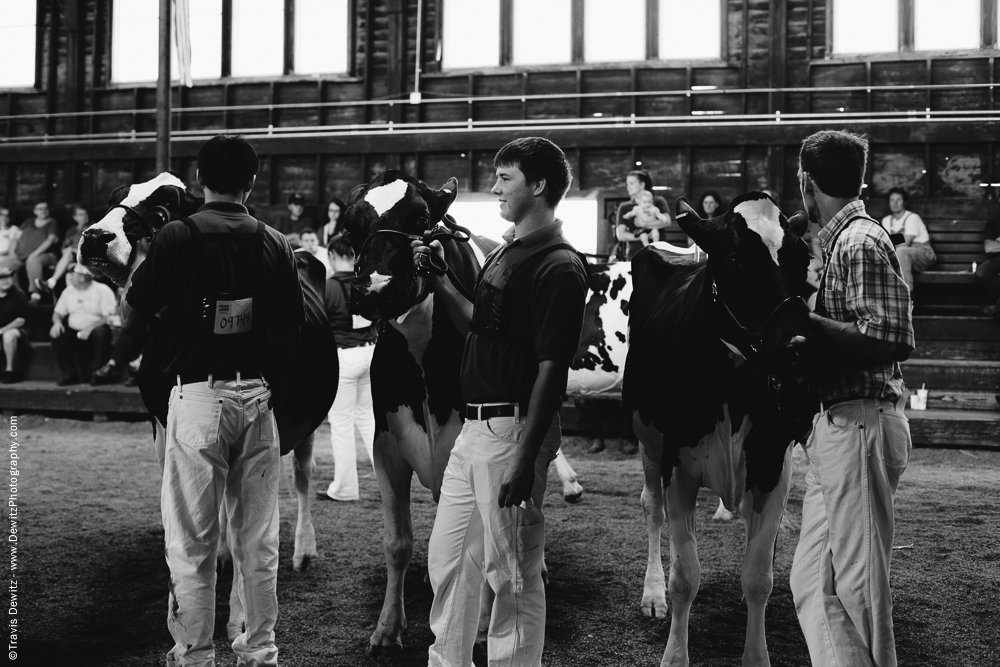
top-left (57, 375), bottom-right (80, 386)
top-left (0, 370), bottom-right (18, 384)
top-left (34, 278), bottom-right (52, 294)
top-left (982, 304), bottom-right (1000, 316)
top-left (29, 292), bottom-right (42, 303)
top-left (91, 361), bottom-right (120, 385)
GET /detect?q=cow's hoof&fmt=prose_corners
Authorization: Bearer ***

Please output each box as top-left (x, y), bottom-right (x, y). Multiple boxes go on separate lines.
top-left (712, 503), bottom-right (735, 521)
top-left (292, 552), bottom-right (314, 572)
top-left (621, 440), bottom-right (639, 456)
top-left (587, 440), bottom-right (605, 454)
top-left (367, 638), bottom-right (403, 658)
top-left (641, 595), bottom-right (669, 619)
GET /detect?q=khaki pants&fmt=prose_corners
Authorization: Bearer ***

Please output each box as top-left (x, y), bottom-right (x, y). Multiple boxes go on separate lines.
top-left (162, 378), bottom-right (280, 667)
top-left (790, 398), bottom-right (911, 667)
top-left (427, 415), bottom-right (560, 667)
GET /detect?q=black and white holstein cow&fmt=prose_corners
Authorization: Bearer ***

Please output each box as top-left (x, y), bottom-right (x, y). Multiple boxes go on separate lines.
top-left (624, 192), bottom-right (817, 667)
top-left (77, 172), bottom-right (338, 637)
top-left (341, 169), bottom-right (584, 656)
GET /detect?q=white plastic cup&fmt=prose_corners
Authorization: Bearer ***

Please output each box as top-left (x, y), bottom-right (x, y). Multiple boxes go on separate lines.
top-left (909, 388), bottom-right (928, 410)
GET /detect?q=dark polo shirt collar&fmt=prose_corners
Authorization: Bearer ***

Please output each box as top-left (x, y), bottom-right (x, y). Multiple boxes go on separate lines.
top-left (501, 219), bottom-right (565, 249)
top-left (199, 201), bottom-right (249, 215)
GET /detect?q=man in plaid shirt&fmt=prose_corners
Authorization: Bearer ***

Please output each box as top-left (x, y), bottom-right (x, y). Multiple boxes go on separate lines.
top-left (790, 130), bottom-right (915, 667)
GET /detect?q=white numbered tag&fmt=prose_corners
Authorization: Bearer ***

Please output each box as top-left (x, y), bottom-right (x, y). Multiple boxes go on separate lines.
top-left (352, 314), bottom-right (373, 330)
top-left (214, 297), bottom-right (253, 334)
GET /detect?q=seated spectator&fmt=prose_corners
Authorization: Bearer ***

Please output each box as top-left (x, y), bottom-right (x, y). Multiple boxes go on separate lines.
top-left (1, 202), bottom-right (59, 303)
top-left (0, 266), bottom-right (29, 384)
top-left (695, 191), bottom-right (725, 219)
top-left (320, 197), bottom-right (346, 246)
top-left (41, 204), bottom-right (92, 296)
top-left (49, 263), bottom-right (116, 385)
top-left (318, 233), bottom-right (377, 502)
top-left (615, 170), bottom-right (671, 260)
top-left (273, 193), bottom-right (315, 246)
top-left (0, 207), bottom-right (22, 268)
top-left (299, 228), bottom-right (332, 278)
top-left (880, 187), bottom-right (935, 291)
top-left (976, 214), bottom-right (1000, 317)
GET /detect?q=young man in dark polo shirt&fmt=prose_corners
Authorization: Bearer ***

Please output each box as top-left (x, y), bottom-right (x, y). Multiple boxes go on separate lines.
top-left (126, 134), bottom-right (302, 667)
top-left (414, 137), bottom-right (589, 667)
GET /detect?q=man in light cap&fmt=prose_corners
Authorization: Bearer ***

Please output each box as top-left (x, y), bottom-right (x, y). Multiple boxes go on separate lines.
top-left (50, 262), bottom-right (116, 385)
top-left (0, 265), bottom-right (29, 383)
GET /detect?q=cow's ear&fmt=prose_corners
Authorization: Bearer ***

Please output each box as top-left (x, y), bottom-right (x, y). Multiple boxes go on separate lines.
top-left (787, 210), bottom-right (809, 237)
top-left (346, 183), bottom-right (366, 206)
top-left (429, 177), bottom-right (459, 218)
top-left (675, 197), bottom-right (701, 223)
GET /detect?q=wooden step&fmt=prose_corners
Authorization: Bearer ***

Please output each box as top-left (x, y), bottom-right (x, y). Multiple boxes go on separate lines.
top-left (910, 340), bottom-right (1000, 362)
top-left (906, 408), bottom-right (1000, 448)
top-left (922, 389), bottom-right (999, 412)
top-left (913, 315), bottom-right (1000, 342)
top-left (0, 381), bottom-right (147, 414)
top-left (901, 359), bottom-right (1000, 391)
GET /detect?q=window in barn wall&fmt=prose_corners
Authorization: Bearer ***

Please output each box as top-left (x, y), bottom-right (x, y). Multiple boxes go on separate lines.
top-left (584, 0), bottom-right (645, 62)
top-left (0, 1), bottom-right (36, 88)
top-left (513, 0), bottom-right (572, 66)
top-left (111, 0), bottom-right (222, 83)
top-left (832, 0), bottom-right (1000, 55)
top-left (658, 0), bottom-right (722, 60)
top-left (442, 0), bottom-right (501, 69)
top-left (914, 0), bottom-right (980, 51)
top-left (232, 0), bottom-right (285, 77)
top-left (294, 0), bottom-right (350, 74)
top-left (832, 0), bottom-right (898, 54)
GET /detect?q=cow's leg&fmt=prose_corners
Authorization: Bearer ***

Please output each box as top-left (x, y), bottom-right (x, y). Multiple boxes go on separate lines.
top-left (368, 434), bottom-right (414, 657)
top-left (739, 445), bottom-right (792, 667)
top-left (662, 466), bottom-right (701, 667)
top-left (553, 447), bottom-right (584, 503)
top-left (640, 447), bottom-right (668, 618)
top-left (291, 432), bottom-right (318, 572)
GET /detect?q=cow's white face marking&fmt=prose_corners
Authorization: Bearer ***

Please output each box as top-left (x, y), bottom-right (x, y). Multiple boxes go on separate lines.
top-left (365, 179), bottom-right (409, 218)
top-left (85, 172), bottom-right (188, 270)
top-left (735, 198), bottom-right (783, 265)
top-left (368, 271), bottom-right (391, 293)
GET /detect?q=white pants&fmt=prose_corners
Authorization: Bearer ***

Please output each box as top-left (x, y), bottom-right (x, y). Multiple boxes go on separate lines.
top-left (325, 344), bottom-right (375, 501)
top-left (790, 398), bottom-right (911, 667)
top-left (427, 414), bottom-right (561, 667)
top-left (162, 378), bottom-right (280, 667)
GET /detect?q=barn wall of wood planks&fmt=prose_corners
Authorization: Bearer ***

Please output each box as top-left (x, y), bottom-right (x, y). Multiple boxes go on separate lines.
top-left (1, 0), bottom-right (998, 238)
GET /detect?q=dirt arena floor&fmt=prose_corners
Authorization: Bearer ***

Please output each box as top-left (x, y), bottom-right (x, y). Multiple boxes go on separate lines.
top-left (8, 414), bottom-right (1000, 666)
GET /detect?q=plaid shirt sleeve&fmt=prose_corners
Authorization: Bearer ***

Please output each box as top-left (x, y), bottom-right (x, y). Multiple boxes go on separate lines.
top-left (841, 236), bottom-right (914, 348)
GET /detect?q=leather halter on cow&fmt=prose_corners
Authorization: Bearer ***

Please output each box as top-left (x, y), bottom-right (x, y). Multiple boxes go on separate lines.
top-left (625, 192), bottom-right (818, 667)
top-left (342, 169), bottom-right (584, 656)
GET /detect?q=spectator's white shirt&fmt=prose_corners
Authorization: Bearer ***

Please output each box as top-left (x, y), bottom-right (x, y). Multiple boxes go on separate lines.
top-left (0, 226), bottom-right (21, 256)
top-left (55, 281), bottom-right (117, 331)
top-left (881, 211), bottom-right (930, 244)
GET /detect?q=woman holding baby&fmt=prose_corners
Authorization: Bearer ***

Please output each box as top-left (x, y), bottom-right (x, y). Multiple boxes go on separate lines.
top-left (615, 169), bottom-right (671, 260)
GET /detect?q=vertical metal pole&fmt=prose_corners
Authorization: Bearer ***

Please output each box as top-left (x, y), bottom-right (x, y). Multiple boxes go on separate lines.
top-left (156, 0), bottom-right (172, 174)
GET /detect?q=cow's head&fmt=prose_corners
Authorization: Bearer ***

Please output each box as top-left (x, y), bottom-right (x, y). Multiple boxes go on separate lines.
top-left (79, 172), bottom-right (201, 284)
top-left (676, 191), bottom-right (813, 378)
top-left (343, 170), bottom-right (459, 320)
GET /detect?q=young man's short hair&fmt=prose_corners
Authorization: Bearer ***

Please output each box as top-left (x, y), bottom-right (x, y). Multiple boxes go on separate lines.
top-left (494, 137), bottom-right (572, 208)
top-left (197, 135), bottom-right (260, 195)
top-left (799, 130), bottom-right (868, 199)
top-left (300, 228), bottom-right (316, 237)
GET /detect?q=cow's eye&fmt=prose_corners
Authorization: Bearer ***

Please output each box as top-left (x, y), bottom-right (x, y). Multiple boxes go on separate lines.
top-left (727, 253), bottom-right (743, 270)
